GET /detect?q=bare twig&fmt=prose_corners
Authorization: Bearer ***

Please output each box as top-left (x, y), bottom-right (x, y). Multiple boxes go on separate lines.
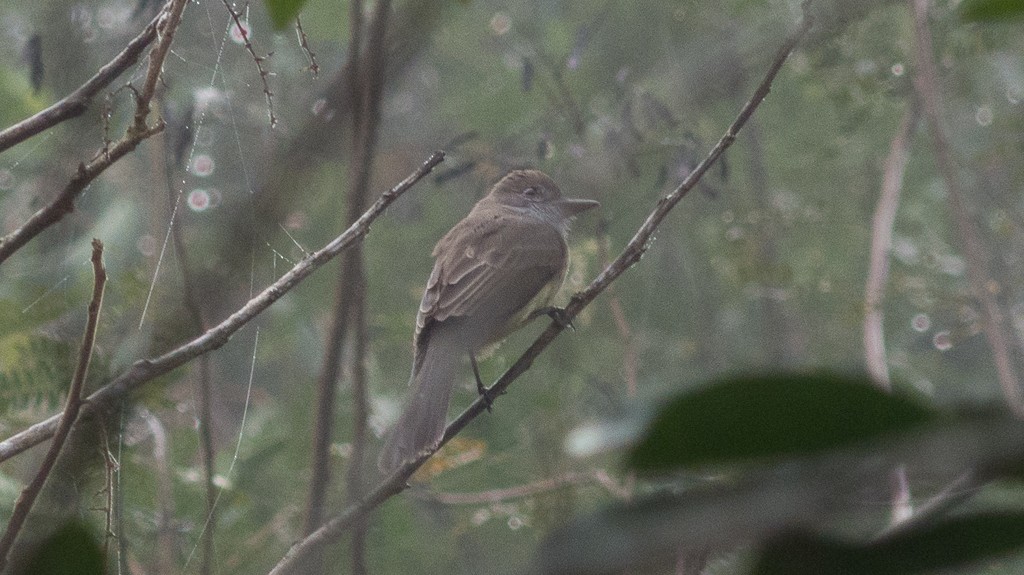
top-left (305, 3), bottom-right (391, 573)
top-left (97, 432), bottom-right (119, 568)
top-left (861, 102), bottom-right (919, 527)
top-left (0, 0), bottom-right (190, 267)
top-left (910, 0), bottom-right (1024, 414)
top-left (295, 17), bottom-right (320, 78)
top-left (220, 0), bottom-right (277, 127)
top-left (0, 152), bottom-right (445, 463)
top-left (301, 0), bottom-right (366, 540)
top-left (135, 0), bottom-right (189, 130)
top-left (0, 239), bottom-right (106, 572)
top-left (863, 103), bottom-right (918, 389)
top-left (879, 471), bottom-right (979, 539)
top-left (269, 8), bottom-right (814, 574)
top-left (195, 356), bottom-right (216, 575)
top-left (302, 0), bottom-right (369, 542)
top-left (0, 10), bottom-right (161, 154)
top-left (348, 4), bottom-right (392, 573)
top-left (159, 126), bottom-right (217, 575)
top-left (141, 409), bottom-right (176, 575)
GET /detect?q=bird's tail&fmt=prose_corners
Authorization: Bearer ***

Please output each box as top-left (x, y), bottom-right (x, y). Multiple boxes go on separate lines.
top-left (378, 327), bottom-right (461, 474)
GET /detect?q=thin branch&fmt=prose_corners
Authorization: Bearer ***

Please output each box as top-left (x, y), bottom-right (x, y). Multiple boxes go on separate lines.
top-left (347, 286), bottom-right (371, 575)
top-left (595, 218), bottom-right (639, 396)
top-left (0, 10), bottom-right (161, 154)
top-left (910, 0), bottom-right (1024, 414)
top-left (295, 17), bottom-right (320, 78)
top-left (98, 431), bottom-right (119, 568)
top-left (302, 0), bottom-right (369, 540)
top-left (0, 0), bottom-right (190, 267)
top-left (195, 356), bottom-right (216, 575)
top-left (268, 8), bottom-right (814, 574)
top-left (863, 102), bottom-right (918, 390)
top-left (349, 1), bottom-right (392, 570)
top-left (135, 0), bottom-right (190, 130)
top-left (159, 125), bottom-right (217, 575)
top-left (141, 409), bottom-right (176, 575)
top-left (876, 471), bottom-right (978, 540)
top-left (861, 102), bottom-right (919, 528)
top-left (220, 0), bottom-right (277, 127)
top-left (0, 151), bottom-right (445, 464)
top-left (0, 239), bottom-right (107, 572)
top-left (113, 409), bottom-right (130, 575)
top-left (302, 0), bottom-right (391, 567)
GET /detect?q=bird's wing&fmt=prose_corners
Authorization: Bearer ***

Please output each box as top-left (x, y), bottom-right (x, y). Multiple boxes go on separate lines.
top-left (416, 215), bottom-right (566, 344)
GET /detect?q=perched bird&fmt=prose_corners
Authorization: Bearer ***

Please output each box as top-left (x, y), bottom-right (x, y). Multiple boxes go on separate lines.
top-left (378, 169), bottom-right (599, 472)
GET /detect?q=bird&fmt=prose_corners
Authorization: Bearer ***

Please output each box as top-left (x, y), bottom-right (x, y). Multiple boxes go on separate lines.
top-left (378, 169), bottom-right (599, 473)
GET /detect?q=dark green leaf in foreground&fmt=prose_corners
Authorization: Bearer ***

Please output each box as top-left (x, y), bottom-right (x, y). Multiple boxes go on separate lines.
top-left (15, 521), bottom-right (104, 575)
top-left (265, 0), bottom-right (307, 30)
top-left (754, 513), bottom-right (1024, 575)
top-left (960, 0), bottom-right (1024, 22)
top-left (627, 372), bottom-right (938, 471)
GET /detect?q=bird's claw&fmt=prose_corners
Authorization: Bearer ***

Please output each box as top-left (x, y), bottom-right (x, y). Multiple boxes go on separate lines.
top-left (470, 350), bottom-right (498, 412)
top-left (540, 306), bottom-right (575, 331)
top-left (478, 385), bottom-right (498, 412)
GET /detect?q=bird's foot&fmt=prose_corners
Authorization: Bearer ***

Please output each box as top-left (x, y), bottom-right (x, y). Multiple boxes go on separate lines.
top-left (478, 384), bottom-right (502, 412)
top-left (470, 351), bottom-right (497, 412)
top-left (529, 306), bottom-right (575, 331)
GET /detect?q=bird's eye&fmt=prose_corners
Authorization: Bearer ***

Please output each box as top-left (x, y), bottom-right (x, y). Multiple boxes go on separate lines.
top-left (523, 187), bottom-right (540, 198)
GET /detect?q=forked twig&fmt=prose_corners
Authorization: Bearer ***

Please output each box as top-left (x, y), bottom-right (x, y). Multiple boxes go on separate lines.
top-left (221, 0), bottom-right (277, 127)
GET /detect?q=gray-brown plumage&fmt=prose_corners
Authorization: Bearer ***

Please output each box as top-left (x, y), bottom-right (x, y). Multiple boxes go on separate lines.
top-left (378, 170), bottom-right (598, 473)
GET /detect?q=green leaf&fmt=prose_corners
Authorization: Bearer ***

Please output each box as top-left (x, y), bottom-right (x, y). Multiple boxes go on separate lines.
top-left (537, 415), bottom-right (1024, 575)
top-left (754, 513), bottom-right (1024, 575)
top-left (265, 0), bottom-right (307, 30)
top-left (16, 521), bottom-right (104, 575)
top-left (961, 0), bottom-right (1024, 21)
top-left (627, 372), bottom-right (938, 471)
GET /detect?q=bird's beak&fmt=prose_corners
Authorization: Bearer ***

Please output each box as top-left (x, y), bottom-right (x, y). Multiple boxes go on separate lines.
top-left (556, 198), bottom-right (600, 217)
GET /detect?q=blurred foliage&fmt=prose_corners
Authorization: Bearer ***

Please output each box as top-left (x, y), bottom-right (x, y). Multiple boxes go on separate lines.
top-left (538, 373), bottom-right (1024, 574)
top-left (12, 521), bottom-right (104, 575)
top-left (626, 372), bottom-right (938, 471)
top-left (960, 0), bottom-right (1024, 22)
top-left (1, 0), bottom-right (1024, 573)
top-left (754, 513), bottom-right (1024, 575)
top-left (265, 0), bottom-right (308, 30)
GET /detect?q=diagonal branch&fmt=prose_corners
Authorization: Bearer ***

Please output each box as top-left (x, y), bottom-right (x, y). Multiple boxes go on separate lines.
top-left (0, 151), bottom-right (445, 464)
top-left (219, 0), bottom-right (277, 127)
top-left (267, 6), bottom-right (815, 574)
top-left (910, 0), bottom-right (1024, 414)
top-left (0, 239), bottom-right (106, 572)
